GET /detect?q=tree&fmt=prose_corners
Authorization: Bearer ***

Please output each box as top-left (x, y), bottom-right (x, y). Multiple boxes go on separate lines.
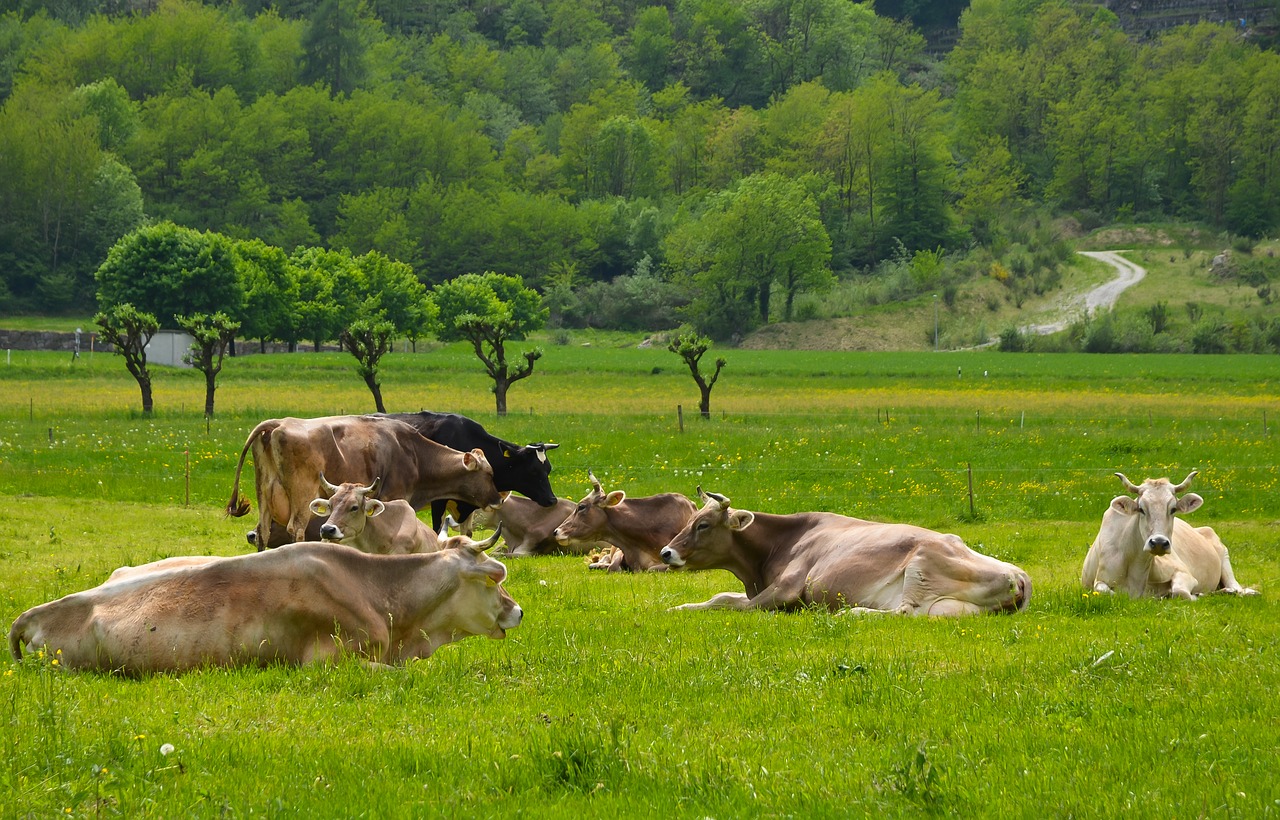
top-left (95, 222), bottom-right (243, 329)
top-left (300, 0), bottom-right (371, 97)
top-left (339, 318), bottom-right (396, 412)
top-left (235, 239), bottom-right (298, 352)
top-left (668, 330), bottom-right (726, 419)
top-left (94, 304), bottom-right (160, 415)
top-left (432, 272), bottom-right (547, 416)
top-left (178, 311), bottom-right (240, 417)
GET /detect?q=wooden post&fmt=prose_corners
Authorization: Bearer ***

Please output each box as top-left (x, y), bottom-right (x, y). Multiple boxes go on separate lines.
top-left (1020, 411), bottom-right (1025, 430)
top-left (967, 463), bottom-right (975, 518)
top-left (1265, 410), bottom-right (1269, 436)
top-left (678, 405), bottom-right (684, 433)
top-left (185, 450), bottom-right (191, 507)
top-left (48, 427), bottom-right (53, 444)
top-left (976, 410), bottom-right (981, 432)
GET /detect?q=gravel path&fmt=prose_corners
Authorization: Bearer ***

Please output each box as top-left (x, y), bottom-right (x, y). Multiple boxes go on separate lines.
top-left (1020, 250), bottom-right (1146, 336)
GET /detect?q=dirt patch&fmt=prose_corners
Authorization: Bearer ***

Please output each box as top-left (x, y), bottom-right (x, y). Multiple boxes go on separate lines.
top-left (739, 315), bottom-right (928, 351)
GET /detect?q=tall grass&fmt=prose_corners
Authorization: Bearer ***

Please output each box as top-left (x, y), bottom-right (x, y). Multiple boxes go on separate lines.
top-left (2, 348), bottom-right (1278, 816)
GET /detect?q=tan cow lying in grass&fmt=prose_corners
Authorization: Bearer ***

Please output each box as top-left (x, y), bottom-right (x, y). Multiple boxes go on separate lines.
top-left (9, 531), bottom-right (520, 674)
top-left (1082, 471), bottom-right (1258, 600)
top-left (660, 489), bottom-right (1031, 615)
top-left (311, 476), bottom-right (443, 554)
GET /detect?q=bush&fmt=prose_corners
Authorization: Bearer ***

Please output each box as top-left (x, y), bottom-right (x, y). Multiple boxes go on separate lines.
top-left (1191, 319), bottom-right (1227, 353)
top-left (998, 327), bottom-right (1028, 352)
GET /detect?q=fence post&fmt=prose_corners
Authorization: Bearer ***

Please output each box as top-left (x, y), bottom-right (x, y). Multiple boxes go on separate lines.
top-left (976, 411), bottom-right (981, 432)
top-left (677, 405), bottom-right (684, 433)
top-left (967, 463), bottom-right (975, 518)
top-left (185, 450), bottom-right (191, 508)
top-left (1265, 410), bottom-right (1269, 436)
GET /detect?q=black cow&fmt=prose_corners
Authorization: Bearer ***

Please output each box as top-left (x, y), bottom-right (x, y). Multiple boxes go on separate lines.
top-left (385, 412), bottom-right (558, 530)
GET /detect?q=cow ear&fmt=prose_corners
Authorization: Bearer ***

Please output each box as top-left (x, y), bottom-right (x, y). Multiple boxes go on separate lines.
top-left (727, 510), bottom-right (755, 531)
top-left (463, 450), bottom-right (483, 471)
top-left (365, 499), bottom-right (386, 518)
top-left (1110, 496), bottom-right (1139, 514)
top-left (464, 560), bottom-right (506, 588)
top-left (1176, 492), bottom-right (1203, 515)
top-left (310, 499), bottom-right (330, 516)
top-left (604, 490), bottom-right (626, 507)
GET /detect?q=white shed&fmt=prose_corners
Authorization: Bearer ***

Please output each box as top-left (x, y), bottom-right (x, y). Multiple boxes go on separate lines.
top-left (144, 330), bottom-right (196, 368)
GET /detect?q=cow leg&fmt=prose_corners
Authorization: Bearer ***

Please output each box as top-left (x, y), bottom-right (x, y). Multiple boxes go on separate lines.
top-left (1217, 549), bottom-right (1258, 595)
top-left (670, 592), bottom-right (751, 611)
top-left (1168, 570), bottom-right (1199, 600)
top-left (924, 598), bottom-right (986, 616)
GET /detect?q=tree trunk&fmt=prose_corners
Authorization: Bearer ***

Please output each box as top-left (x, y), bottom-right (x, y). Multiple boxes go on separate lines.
top-left (699, 385), bottom-right (711, 419)
top-left (204, 370), bottom-right (217, 417)
top-left (494, 377), bottom-right (509, 416)
top-left (364, 374), bottom-right (386, 413)
top-left (139, 374), bottom-right (153, 415)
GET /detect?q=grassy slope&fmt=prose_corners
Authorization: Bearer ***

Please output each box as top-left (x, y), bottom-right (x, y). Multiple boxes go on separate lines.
top-left (1, 346), bottom-right (1278, 815)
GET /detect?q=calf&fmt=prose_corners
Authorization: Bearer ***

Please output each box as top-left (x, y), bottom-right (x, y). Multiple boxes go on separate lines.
top-left (660, 489), bottom-right (1031, 615)
top-left (553, 471), bottom-right (695, 572)
top-left (1081, 471), bottom-right (1257, 600)
top-left (311, 476), bottom-right (442, 554)
top-left (9, 531), bottom-right (521, 674)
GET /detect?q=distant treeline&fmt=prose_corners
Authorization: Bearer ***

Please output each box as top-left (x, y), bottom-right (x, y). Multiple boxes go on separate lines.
top-left (1, 0), bottom-right (1278, 336)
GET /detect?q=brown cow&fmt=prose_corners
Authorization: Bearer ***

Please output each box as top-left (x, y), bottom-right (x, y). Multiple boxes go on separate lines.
top-left (1081, 471), bottom-right (1257, 600)
top-left (660, 489), bottom-right (1031, 615)
top-left (310, 476), bottom-right (442, 554)
top-left (9, 532), bottom-right (521, 674)
top-left (225, 415), bottom-right (502, 549)
top-left (466, 496), bottom-right (612, 557)
top-left (552, 471), bottom-right (695, 572)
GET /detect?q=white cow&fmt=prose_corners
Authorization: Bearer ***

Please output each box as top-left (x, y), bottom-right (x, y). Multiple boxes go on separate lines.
top-left (1081, 471), bottom-right (1257, 600)
top-left (311, 476), bottom-right (443, 554)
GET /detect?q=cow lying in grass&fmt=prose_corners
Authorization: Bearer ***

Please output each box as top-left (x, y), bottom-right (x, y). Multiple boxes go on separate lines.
top-left (1081, 471), bottom-right (1257, 600)
top-left (9, 530), bottom-right (520, 674)
top-left (660, 489), bottom-right (1031, 615)
top-left (311, 476), bottom-right (444, 554)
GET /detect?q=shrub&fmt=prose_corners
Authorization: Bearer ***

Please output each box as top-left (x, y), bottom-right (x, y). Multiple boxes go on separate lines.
top-left (1191, 319), bottom-right (1227, 353)
top-left (998, 327), bottom-right (1028, 352)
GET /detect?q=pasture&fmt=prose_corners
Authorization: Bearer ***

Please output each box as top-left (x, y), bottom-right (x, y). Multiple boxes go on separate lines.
top-left (1, 344), bottom-right (1278, 816)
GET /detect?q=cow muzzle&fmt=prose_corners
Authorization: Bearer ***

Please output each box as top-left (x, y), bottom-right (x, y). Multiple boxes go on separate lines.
top-left (660, 546), bottom-right (684, 567)
top-left (1144, 534), bottom-right (1172, 556)
top-left (320, 524), bottom-right (342, 541)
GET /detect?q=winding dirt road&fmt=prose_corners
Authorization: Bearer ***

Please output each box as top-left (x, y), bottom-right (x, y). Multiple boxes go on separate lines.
top-left (1021, 250), bottom-right (1146, 336)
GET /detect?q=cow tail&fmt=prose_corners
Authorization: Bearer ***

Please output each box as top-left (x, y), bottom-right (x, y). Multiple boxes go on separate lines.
top-left (9, 612), bottom-right (27, 661)
top-left (226, 420), bottom-right (275, 518)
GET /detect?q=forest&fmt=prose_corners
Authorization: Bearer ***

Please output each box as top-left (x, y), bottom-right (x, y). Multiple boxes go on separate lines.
top-left (1, 0), bottom-right (1278, 341)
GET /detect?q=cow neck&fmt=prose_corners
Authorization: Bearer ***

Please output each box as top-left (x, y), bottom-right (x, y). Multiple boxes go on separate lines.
top-left (361, 551), bottom-right (459, 644)
top-left (1112, 511), bottom-right (1158, 595)
top-left (604, 498), bottom-right (685, 548)
top-left (726, 511), bottom-right (814, 597)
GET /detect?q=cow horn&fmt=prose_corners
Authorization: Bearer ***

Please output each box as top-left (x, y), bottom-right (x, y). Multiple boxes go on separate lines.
top-left (696, 485), bottom-right (706, 501)
top-left (1173, 470), bottom-right (1199, 493)
top-left (1114, 472), bottom-right (1141, 495)
top-left (531, 442), bottom-right (560, 451)
top-left (588, 469), bottom-right (603, 492)
top-left (361, 476), bottom-right (382, 497)
top-left (705, 491), bottom-right (730, 507)
top-left (472, 522), bottom-right (504, 553)
top-left (319, 472), bottom-right (340, 495)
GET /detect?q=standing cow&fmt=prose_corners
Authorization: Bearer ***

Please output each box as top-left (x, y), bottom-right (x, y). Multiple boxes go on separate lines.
top-left (1081, 471), bottom-right (1257, 600)
top-left (385, 412), bottom-right (558, 531)
top-left (660, 489), bottom-right (1031, 615)
top-left (225, 415), bottom-right (503, 549)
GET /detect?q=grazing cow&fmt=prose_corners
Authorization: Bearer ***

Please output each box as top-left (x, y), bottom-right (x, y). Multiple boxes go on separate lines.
top-left (385, 412), bottom-right (558, 531)
top-left (1081, 471), bottom-right (1257, 600)
top-left (310, 476), bottom-right (443, 554)
top-left (659, 489), bottom-right (1032, 615)
top-left (9, 532), bottom-right (521, 674)
top-left (466, 496), bottom-right (611, 556)
top-left (225, 415), bottom-right (503, 549)
top-left (553, 471), bottom-right (695, 572)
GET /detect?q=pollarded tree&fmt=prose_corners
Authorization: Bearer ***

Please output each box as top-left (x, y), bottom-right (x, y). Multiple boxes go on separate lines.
top-left (178, 311), bottom-right (240, 417)
top-left (339, 317), bottom-right (396, 413)
top-left (668, 331), bottom-right (726, 420)
top-left (432, 272), bottom-right (547, 417)
top-left (94, 303), bottom-right (159, 415)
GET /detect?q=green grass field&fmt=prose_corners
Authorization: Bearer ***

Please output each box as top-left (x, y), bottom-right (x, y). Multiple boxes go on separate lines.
top-left (2, 347), bottom-right (1278, 816)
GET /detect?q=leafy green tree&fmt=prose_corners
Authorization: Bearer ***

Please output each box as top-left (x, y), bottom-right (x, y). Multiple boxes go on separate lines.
top-left (234, 239), bottom-right (299, 352)
top-left (177, 311), bottom-right (240, 417)
top-left (668, 330), bottom-right (725, 419)
top-left (289, 246), bottom-right (361, 351)
top-left (339, 317), bottom-right (396, 412)
top-left (94, 304), bottom-right (160, 415)
top-left (432, 271), bottom-right (547, 416)
top-left (300, 0), bottom-right (371, 97)
top-left (353, 250), bottom-right (436, 350)
top-left (95, 222), bottom-right (244, 328)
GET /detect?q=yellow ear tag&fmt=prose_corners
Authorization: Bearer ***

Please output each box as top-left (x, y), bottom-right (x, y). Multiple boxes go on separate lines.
top-left (316, 503), bottom-right (329, 514)
top-left (366, 508), bottom-right (376, 517)
top-left (485, 577), bottom-right (498, 588)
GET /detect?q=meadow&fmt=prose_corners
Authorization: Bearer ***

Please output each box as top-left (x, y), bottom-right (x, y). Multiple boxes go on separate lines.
top-left (1, 343), bottom-right (1278, 817)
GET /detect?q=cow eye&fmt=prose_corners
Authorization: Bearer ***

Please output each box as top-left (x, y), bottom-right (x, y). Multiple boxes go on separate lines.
top-left (696, 521), bottom-right (709, 531)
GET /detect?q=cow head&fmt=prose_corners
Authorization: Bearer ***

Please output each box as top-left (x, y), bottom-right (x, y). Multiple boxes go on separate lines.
top-left (553, 470), bottom-right (624, 545)
top-left (660, 487), bottom-right (755, 569)
top-left (310, 475), bottom-right (384, 543)
top-left (455, 448), bottom-right (506, 511)
top-left (439, 525), bottom-right (523, 638)
top-left (1111, 471), bottom-right (1202, 556)
top-left (498, 442), bottom-right (560, 506)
